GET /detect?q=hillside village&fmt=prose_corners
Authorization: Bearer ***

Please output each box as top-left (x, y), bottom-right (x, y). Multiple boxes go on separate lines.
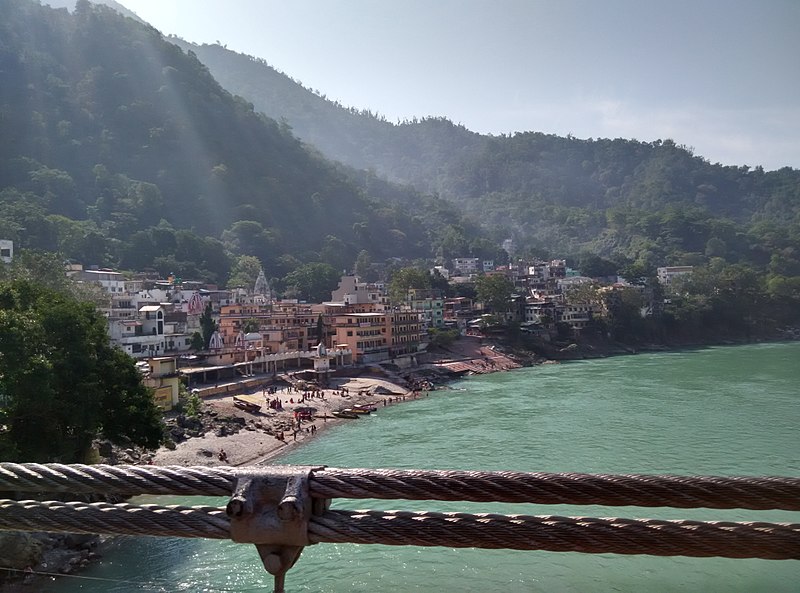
top-left (11, 243), bottom-right (693, 412)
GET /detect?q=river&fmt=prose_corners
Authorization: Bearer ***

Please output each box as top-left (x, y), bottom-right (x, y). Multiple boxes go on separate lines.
top-left (47, 342), bottom-right (800, 592)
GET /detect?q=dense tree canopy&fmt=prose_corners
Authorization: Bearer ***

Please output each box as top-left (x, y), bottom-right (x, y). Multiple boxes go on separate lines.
top-left (475, 275), bottom-right (515, 314)
top-left (283, 262), bottom-right (340, 303)
top-left (0, 279), bottom-right (163, 462)
top-left (2, 0), bottom-right (798, 304)
top-left (0, 0), bottom-right (480, 284)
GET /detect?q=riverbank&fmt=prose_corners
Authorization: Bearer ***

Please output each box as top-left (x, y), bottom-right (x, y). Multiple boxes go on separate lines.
top-left (149, 336), bottom-right (524, 468)
top-left (151, 375), bottom-right (415, 467)
top-left (0, 338), bottom-right (532, 591)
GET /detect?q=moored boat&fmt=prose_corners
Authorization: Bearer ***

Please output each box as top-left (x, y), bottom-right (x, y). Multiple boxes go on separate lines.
top-left (352, 403), bottom-right (377, 412)
top-left (332, 410), bottom-right (360, 419)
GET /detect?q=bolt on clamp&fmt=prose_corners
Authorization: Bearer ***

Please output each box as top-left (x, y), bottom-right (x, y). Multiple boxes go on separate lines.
top-left (226, 465), bottom-right (329, 593)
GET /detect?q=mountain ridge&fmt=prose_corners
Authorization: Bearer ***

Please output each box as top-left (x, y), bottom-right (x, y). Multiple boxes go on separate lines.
top-left (0, 0), bottom-right (478, 284)
top-left (169, 40), bottom-right (800, 271)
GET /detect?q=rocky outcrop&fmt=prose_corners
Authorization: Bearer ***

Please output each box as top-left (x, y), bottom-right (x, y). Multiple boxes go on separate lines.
top-left (0, 531), bottom-right (102, 590)
top-left (0, 532), bottom-right (42, 570)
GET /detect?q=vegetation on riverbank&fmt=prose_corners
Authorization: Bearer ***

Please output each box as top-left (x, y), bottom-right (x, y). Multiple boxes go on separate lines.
top-left (0, 277), bottom-right (163, 463)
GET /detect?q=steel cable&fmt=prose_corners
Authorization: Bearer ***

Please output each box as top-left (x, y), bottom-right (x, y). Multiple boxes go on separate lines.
top-left (3, 464), bottom-right (800, 511)
top-left (0, 499), bottom-right (230, 539)
top-left (308, 510), bottom-right (800, 559)
top-left (311, 468), bottom-right (800, 510)
top-left (1, 499), bottom-right (798, 560)
top-left (0, 463), bottom-right (234, 496)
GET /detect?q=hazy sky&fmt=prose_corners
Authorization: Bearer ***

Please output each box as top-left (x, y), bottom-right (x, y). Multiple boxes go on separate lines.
top-left (119, 0), bottom-right (799, 170)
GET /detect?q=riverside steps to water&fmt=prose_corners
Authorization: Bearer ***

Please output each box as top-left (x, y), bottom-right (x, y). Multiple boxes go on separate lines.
top-left (1, 463), bottom-right (799, 593)
top-left (21, 342), bottom-right (800, 591)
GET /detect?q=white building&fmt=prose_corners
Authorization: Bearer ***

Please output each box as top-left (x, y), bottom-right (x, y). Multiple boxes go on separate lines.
top-left (431, 265), bottom-right (450, 280)
top-left (329, 275), bottom-right (388, 308)
top-left (73, 268), bottom-right (126, 294)
top-left (0, 240), bottom-right (13, 264)
top-left (108, 304), bottom-right (192, 358)
top-left (452, 258), bottom-right (480, 275)
top-left (657, 266), bottom-right (694, 286)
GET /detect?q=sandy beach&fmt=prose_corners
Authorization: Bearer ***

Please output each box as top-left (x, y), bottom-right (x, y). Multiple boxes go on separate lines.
top-left (151, 375), bottom-right (415, 467)
top-left (150, 336), bottom-right (523, 468)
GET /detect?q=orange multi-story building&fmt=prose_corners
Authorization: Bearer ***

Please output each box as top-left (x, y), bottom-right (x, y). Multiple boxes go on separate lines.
top-left (218, 296), bottom-right (422, 365)
top-left (332, 309), bottom-right (423, 363)
top-left (332, 312), bottom-right (389, 363)
top-left (218, 302), bottom-right (320, 353)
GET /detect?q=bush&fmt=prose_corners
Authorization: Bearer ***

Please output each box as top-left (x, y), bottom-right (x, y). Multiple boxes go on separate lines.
top-left (428, 328), bottom-right (460, 347)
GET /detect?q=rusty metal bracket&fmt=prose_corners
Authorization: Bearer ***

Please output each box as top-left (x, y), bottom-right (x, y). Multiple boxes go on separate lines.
top-left (226, 465), bottom-right (328, 592)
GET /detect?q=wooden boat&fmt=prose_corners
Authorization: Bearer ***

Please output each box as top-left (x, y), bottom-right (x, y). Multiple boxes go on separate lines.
top-left (332, 410), bottom-right (359, 419)
top-left (233, 395), bottom-right (261, 414)
top-left (352, 403), bottom-right (377, 412)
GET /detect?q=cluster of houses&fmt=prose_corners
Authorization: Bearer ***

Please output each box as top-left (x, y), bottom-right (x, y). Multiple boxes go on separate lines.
top-left (51, 256), bottom-right (693, 409)
top-left (66, 259), bottom-right (697, 359)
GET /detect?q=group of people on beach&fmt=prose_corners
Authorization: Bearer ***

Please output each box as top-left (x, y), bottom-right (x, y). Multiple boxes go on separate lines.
top-left (274, 421), bottom-right (318, 443)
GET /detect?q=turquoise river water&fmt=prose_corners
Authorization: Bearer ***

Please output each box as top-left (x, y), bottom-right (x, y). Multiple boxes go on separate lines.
top-left (48, 342), bottom-right (799, 592)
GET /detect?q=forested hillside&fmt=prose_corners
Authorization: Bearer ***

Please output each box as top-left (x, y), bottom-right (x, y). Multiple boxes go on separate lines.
top-left (170, 41), bottom-right (487, 194)
top-left (3, 0), bottom-right (799, 290)
top-left (182, 42), bottom-right (800, 275)
top-left (0, 0), bottom-right (476, 284)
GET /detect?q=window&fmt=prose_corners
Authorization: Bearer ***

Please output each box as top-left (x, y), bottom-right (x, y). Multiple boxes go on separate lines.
top-left (347, 331), bottom-right (353, 337)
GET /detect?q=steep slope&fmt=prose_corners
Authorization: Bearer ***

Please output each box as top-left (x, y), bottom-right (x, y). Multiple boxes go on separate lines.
top-left (170, 41), bottom-right (487, 196)
top-left (178, 41), bottom-right (800, 270)
top-left (0, 0), bottom-right (474, 281)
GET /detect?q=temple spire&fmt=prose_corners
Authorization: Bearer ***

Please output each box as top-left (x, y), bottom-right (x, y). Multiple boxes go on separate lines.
top-left (253, 268), bottom-right (271, 301)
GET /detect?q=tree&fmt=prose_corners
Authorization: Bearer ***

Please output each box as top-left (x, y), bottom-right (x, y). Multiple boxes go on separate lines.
top-left (228, 255), bottom-right (261, 290)
top-left (190, 331), bottom-right (204, 351)
top-left (428, 327), bottom-right (459, 348)
top-left (316, 314), bottom-right (325, 344)
top-left (388, 267), bottom-right (431, 305)
top-left (0, 279), bottom-right (163, 462)
top-left (0, 250), bottom-right (71, 292)
top-left (576, 254), bottom-right (618, 278)
top-left (602, 286), bottom-right (647, 342)
top-left (320, 235), bottom-right (351, 272)
top-left (474, 274), bottom-right (514, 314)
top-left (283, 263), bottom-right (340, 303)
top-left (354, 250), bottom-right (373, 280)
top-left (199, 302), bottom-right (216, 348)
top-left (564, 282), bottom-right (603, 309)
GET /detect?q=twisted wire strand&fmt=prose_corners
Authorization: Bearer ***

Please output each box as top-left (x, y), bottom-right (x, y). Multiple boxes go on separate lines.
top-left (0, 463), bottom-right (234, 496)
top-left (309, 510), bottom-right (800, 560)
top-left (311, 468), bottom-right (800, 510)
top-left (0, 499), bottom-right (230, 539)
top-left (1, 464), bottom-right (799, 511)
top-left (2, 499), bottom-right (797, 560)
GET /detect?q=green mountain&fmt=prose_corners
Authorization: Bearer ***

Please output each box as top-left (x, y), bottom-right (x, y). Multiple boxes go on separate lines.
top-left (179, 41), bottom-right (800, 273)
top-left (169, 40), bottom-right (487, 197)
top-left (0, 0), bottom-right (476, 284)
